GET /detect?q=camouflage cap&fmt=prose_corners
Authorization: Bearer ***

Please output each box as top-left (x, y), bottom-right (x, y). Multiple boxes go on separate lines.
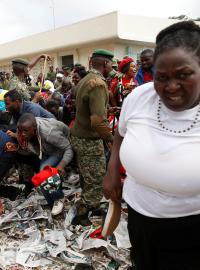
top-left (92, 49), bottom-right (114, 60)
top-left (12, 58), bottom-right (29, 66)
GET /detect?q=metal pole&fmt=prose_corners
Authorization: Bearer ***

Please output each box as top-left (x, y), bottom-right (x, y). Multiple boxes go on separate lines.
top-left (50, 0), bottom-right (56, 30)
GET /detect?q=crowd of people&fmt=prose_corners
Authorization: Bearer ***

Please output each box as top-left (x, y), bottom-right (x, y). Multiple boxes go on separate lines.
top-left (0, 20), bottom-right (200, 269)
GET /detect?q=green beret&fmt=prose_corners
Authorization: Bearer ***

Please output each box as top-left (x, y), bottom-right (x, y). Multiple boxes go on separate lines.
top-left (12, 58), bottom-right (29, 66)
top-left (92, 49), bottom-right (114, 60)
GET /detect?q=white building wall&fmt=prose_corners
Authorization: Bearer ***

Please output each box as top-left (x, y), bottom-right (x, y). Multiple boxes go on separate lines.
top-left (23, 52), bottom-right (58, 81)
top-left (78, 43), bottom-right (115, 68)
top-left (0, 43), bottom-right (116, 80)
top-left (117, 13), bottom-right (175, 43)
top-left (0, 12), bottom-right (118, 62)
top-left (114, 43), bottom-right (155, 62)
top-left (0, 41), bottom-right (155, 81)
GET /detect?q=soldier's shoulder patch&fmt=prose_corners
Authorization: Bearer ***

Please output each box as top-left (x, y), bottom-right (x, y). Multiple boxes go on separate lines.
top-left (88, 77), bottom-right (106, 88)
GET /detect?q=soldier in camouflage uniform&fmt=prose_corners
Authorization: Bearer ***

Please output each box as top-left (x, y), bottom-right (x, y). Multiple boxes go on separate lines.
top-left (8, 55), bottom-right (51, 101)
top-left (70, 137), bottom-right (106, 208)
top-left (70, 49), bottom-right (114, 224)
top-left (8, 58), bottom-right (31, 100)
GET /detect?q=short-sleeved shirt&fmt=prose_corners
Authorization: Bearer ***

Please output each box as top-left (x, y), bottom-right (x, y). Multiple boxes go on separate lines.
top-left (119, 82), bottom-right (200, 218)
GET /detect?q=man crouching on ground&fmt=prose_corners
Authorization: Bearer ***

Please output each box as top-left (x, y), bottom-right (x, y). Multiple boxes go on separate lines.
top-left (17, 113), bottom-right (73, 215)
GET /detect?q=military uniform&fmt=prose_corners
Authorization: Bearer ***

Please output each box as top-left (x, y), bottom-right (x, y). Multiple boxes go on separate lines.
top-left (8, 75), bottom-right (31, 100)
top-left (71, 49), bottom-right (114, 212)
top-left (70, 136), bottom-right (106, 208)
top-left (8, 58), bottom-right (31, 100)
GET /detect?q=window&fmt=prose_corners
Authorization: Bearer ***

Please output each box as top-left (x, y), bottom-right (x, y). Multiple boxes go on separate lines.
top-left (62, 55), bottom-right (74, 68)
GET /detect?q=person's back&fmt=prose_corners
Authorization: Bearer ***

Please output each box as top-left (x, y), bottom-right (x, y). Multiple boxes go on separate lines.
top-left (71, 71), bottom-right (109, 139)
top-left (4, 89), bottom-right (55, 132)
top-left (37, 117), bottom-right (69, 140)
top-left (6, 88), bottom-right (54, 115)
top-left (20, 116), bottom-right (73, 169)
top-left (21, 101), bottom-right (54, 119)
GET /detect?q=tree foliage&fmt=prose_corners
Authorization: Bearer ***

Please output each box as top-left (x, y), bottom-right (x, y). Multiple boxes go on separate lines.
top-left (169, 15), bottom-right (200, 21)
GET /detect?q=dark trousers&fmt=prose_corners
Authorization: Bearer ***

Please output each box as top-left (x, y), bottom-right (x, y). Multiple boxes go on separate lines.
top-left (0, 154), bottom-right (40, 196)
top-left (0, 156), bottom-right (22, 200)
top-left (0, 156), bottom-right (15, 181)
top-left (128, 205), bottom-right (200, 270)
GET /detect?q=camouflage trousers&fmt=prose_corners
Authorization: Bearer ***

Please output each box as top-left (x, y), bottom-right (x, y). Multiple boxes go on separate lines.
top-left (70, 135), bottom-right (106, 209)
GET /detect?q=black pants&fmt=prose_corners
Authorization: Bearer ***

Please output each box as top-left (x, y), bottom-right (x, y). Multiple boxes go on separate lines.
top-left (0, 156), bottom-right (15, 181)
top-left (0, 154), bottom-right (40, 181)
top-left (128, 205), bottom-right (200, 270)
top-left (0, 154), bottom-right (40, 195)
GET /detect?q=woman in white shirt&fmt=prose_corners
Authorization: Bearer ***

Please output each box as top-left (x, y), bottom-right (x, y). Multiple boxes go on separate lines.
top-left (103, 21), bottom-right (200, 270)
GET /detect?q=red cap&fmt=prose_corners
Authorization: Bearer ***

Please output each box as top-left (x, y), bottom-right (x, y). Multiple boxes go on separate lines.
top-left (32, 166), bottom-right (58, 187)
top-left (118, 57), bottom-right (134, 72)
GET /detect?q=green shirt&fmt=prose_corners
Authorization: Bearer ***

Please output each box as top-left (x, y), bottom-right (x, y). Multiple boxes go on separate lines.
top-left (46, 72), bottom-right (56, 82)
top-left (71, 69), bottom-right (109, 139)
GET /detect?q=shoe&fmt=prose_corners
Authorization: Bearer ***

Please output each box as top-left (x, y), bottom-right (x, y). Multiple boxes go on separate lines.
top-left (51, 198), bottom-right (64, 216)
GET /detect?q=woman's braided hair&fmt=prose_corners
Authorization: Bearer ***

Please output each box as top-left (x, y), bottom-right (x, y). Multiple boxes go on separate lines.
top-left (154, 21), bottom-right (200, 62)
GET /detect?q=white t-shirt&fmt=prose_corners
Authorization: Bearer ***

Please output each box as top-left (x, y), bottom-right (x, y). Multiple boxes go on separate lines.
top-left (119, 82), bottom-right (200, 218)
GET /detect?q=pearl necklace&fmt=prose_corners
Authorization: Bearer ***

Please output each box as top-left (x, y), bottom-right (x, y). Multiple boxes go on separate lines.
top-left (157, 99), bottom-right (200, 133)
